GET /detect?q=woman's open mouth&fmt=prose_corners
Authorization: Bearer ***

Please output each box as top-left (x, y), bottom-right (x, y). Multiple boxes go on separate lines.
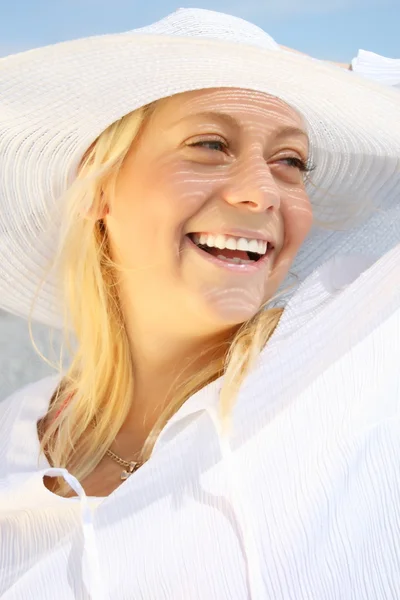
top-left (185, 232), bottom-right (274, 271)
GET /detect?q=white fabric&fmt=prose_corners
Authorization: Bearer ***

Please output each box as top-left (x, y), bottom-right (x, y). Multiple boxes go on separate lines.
top-left (352, 49), bottom-right (400, 88)
top-left (67, 496), bottom-right (104, 509)
top-left (1, 248), bottom-right (399, 599)
top-left (0, 8), bottom-right (400, 328)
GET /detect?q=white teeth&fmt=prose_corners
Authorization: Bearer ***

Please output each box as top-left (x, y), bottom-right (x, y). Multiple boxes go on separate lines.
top-left (259, 241), bottom-right (267, 254)
top-left (214, 234), bottom-right (226, 249)
top-left (205, 234), bottom-right (215, 248)
top-left (236, 238), bottom-right (249, 251)
top-left (191, 233), bottom-right (268, 254)
top-left (247, 239), bottom-right (260, 254)
top-left (225, 237), bottom-right (237, 250)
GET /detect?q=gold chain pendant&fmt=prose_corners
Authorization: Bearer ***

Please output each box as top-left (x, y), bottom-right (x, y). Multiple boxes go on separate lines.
top-left (120, 461), bottom-right (139, 480)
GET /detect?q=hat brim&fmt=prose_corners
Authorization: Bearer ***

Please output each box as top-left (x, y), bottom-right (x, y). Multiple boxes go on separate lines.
top-left (1, 33), bottom-right (400, 327)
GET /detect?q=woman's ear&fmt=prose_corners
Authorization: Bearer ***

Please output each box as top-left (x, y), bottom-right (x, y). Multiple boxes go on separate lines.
top-left (84, 192), bottom-right (110, 222)
top-left (97, 196), bottom-right (110, 219)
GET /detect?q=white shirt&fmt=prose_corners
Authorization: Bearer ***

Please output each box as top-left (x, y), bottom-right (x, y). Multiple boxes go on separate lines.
top-left (0, 245), bottom-right (399, 600)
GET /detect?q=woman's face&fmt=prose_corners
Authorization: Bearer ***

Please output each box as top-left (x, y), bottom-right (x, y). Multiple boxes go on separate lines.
top-left (106, 88), bottom-right (313, 338)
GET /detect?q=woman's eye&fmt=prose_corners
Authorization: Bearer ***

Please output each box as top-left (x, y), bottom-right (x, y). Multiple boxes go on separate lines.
top-left (189, 140), bottom-right (227, 153)
top-left (276, 156), bottom-right (311, 172)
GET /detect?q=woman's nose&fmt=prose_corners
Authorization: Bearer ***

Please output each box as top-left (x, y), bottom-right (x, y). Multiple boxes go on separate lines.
top-left (222, 158), bottom-right (281, 213)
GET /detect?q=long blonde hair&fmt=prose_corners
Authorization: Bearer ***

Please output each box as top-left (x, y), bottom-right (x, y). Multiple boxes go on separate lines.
top-left (39, 103), bottom-right (283, 495)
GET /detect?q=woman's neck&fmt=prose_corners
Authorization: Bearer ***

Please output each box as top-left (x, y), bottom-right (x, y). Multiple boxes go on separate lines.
top-left (122, 331), bottom-right (232, 440)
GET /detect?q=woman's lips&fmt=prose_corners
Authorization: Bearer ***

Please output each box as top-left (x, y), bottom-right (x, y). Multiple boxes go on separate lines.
top-left (183, 234), bottom-right (273, 273)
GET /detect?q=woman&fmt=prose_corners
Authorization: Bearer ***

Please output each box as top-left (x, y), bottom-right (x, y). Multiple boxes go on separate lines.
top-left (0, 8), bottom-right (399, 600)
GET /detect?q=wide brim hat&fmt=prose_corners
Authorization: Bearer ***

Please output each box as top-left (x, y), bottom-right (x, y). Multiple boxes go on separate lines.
top-left (1, 8), bottom-right (399, 328)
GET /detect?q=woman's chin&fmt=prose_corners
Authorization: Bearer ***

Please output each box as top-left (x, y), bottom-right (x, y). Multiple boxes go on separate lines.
top-left (199, 296), bottom-right (264, 331)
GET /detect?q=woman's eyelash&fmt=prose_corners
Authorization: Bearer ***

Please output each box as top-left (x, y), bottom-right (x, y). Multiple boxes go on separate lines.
top-left (189, 140), bottom-right (227, 152)
top-left (278, 157), bottom-right (316, 172)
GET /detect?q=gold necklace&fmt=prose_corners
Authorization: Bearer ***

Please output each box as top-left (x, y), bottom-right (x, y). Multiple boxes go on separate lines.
top-left (90, 419), bottom-right (142, 480)
top-left (105, 447), bottom-right (141, 480)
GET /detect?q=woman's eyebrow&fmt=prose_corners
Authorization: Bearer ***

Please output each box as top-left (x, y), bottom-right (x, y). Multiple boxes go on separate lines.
top-left (273, 125), bottom-right (309, 144)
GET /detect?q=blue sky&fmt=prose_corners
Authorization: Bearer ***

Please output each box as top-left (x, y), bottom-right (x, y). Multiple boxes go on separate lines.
top-left (0, 0), bottom-right (398, 62)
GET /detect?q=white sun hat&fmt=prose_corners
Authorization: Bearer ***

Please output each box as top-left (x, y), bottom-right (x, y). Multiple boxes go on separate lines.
top-left (1, 7), bottom-right (399, 329)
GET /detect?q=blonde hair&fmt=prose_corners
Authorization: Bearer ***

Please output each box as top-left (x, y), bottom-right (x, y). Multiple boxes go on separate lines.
top-left (39, 103), bottom-right (283, 495)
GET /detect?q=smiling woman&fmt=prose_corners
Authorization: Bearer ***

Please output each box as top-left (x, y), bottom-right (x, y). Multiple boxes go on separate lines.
top-left (0, 7), bottom-right (400, 600)
top-left (41, 89), bottom-right (311, 496)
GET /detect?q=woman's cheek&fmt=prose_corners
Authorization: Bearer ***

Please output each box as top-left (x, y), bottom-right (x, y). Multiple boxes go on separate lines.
top-left (280, 189), bottom-right (313, 252)
top-left (162, 170), bottom-right (220, 217)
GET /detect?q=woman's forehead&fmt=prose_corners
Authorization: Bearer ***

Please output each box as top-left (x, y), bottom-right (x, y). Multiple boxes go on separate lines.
top-left (157, 88), bottom-right (305, 129)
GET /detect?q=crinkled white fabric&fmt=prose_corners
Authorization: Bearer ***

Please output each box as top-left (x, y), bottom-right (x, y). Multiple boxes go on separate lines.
top-left (1, 250), bottom-right (399, 600)
top-left (352, 49), bottom-right (400, 88)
